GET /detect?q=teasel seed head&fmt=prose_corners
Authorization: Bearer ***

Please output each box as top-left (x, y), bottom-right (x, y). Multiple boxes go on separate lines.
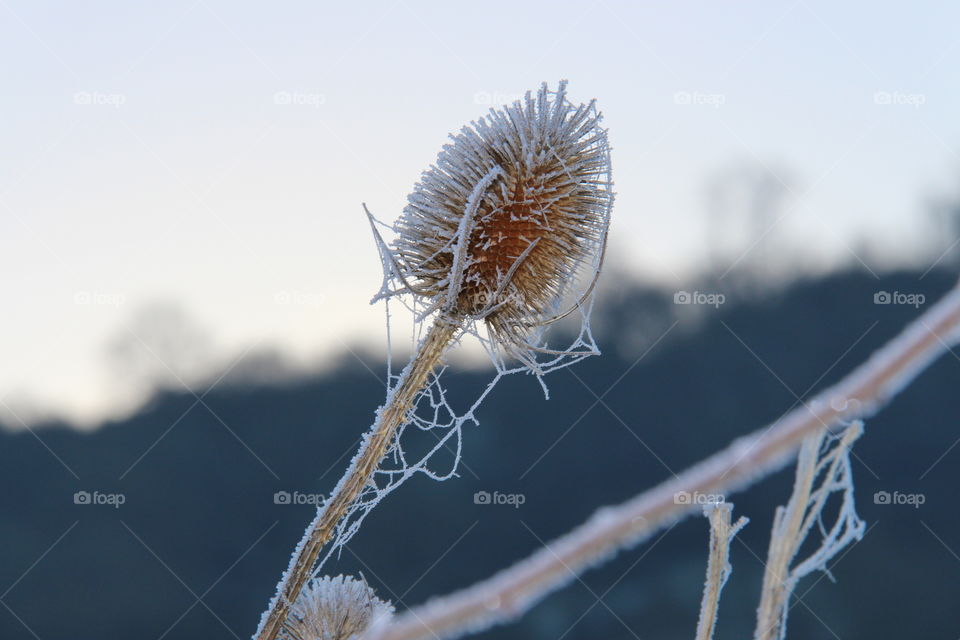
top-left (391, 80), bottom-right (613, 362)
top-left (280, 575), bottom-right (393, 640)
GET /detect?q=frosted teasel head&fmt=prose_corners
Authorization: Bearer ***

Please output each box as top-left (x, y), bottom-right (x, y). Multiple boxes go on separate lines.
top-left (375, 81), bottom-right (613, 365)
top-left (279, 575), bottom-right (393, 640)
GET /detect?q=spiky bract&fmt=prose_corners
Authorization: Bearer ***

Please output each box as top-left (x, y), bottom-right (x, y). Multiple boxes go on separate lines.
top-left (280, 575), bottom-right (393, 640)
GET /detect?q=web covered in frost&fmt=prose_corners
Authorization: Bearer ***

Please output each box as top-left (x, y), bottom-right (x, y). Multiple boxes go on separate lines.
top-left (306, 208), bottom-right (605, 578)
top-left (765, 421), bottom-right (866, 640)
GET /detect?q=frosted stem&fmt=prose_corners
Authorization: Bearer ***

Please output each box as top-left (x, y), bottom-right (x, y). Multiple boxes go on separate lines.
top-left (753, 433), bottom-right (822, 640)
top-left (695, 503), bottom-right (747, 640)
top-left (362, 281), bottom-right (960, 640)
top-left (257, 317), bottom-right (459, 640)
top-left (754, 422), bottom-right (864, 640)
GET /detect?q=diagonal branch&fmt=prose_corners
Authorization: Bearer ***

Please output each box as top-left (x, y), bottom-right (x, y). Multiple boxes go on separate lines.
top-left (362, 280), bottom-right (960, 640)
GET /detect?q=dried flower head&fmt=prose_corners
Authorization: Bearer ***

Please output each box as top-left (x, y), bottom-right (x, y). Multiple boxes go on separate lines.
top-left (390, 80), bottom-right (613, 362)
top-left (280, 575), bottom-right (393, 640)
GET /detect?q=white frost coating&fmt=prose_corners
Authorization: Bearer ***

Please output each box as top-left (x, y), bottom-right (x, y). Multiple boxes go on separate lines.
top-left (280, 575), bottom-right (394, 640)
top-left (384, 80), bottom-right (613, 371)
top-left (754, 422), bottom-right (865, 640)
top-left (694, 503), bottom-right (748, 640)
top-left (256, 429), bottom-right (382, 637)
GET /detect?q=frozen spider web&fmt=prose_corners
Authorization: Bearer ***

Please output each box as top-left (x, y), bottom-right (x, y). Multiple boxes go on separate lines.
top-left (304, 206), bottom-right (605, 578)
top-left (760, 421), bottom-right (866, 640)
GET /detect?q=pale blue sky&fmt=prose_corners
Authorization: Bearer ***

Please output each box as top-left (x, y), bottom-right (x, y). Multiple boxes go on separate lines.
top-left (2, 0), bottom-right (959, 425)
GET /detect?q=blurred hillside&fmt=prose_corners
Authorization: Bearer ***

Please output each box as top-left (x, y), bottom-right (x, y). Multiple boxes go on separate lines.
top-left (1, 267), bottom-right (959, 640)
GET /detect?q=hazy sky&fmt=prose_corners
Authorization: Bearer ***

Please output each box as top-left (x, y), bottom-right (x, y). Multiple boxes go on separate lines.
top-left (2, 1), bottom-right (959, 426)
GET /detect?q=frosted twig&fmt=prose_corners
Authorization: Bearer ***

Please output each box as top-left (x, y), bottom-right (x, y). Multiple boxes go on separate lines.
top-left (753, 422), bottom-right (864, 640)
top-left (695, 503), bottom-right (747, 640)
top-left (361, 281), bottom-right (960, 640)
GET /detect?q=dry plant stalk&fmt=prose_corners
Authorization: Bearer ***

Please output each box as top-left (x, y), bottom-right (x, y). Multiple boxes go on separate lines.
top-left (695, 503), bottom-right (748, 640)
top-left (256, 81), bottom-right (613, 640)
top-left (754, 423), bottom-right (864, 640)
top-left (362, 281), bottom-right (960, 640)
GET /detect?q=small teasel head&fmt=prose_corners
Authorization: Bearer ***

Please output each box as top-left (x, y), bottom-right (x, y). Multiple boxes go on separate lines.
top-left (280, 575), bottom-right (393, 640)
top-left (390, 80), bottom-right (613, 363)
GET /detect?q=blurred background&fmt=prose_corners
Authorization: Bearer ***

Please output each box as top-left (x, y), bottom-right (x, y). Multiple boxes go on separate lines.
top-left (2, 1), bottom-right (960, 638)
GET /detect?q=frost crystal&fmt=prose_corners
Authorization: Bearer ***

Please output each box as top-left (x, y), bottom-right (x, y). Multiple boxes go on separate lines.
top-left (280, 575), bottom-right (393, 640)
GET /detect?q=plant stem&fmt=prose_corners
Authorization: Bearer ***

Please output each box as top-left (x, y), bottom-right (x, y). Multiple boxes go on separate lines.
top-left (753, 432), bottom-right (820, 640)
top-left (754, 421), bottom-right (862, 640)
top-left (257, 316), bottom-right (459, 640)
top-left (695, 503), bottom-right (746, 640)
